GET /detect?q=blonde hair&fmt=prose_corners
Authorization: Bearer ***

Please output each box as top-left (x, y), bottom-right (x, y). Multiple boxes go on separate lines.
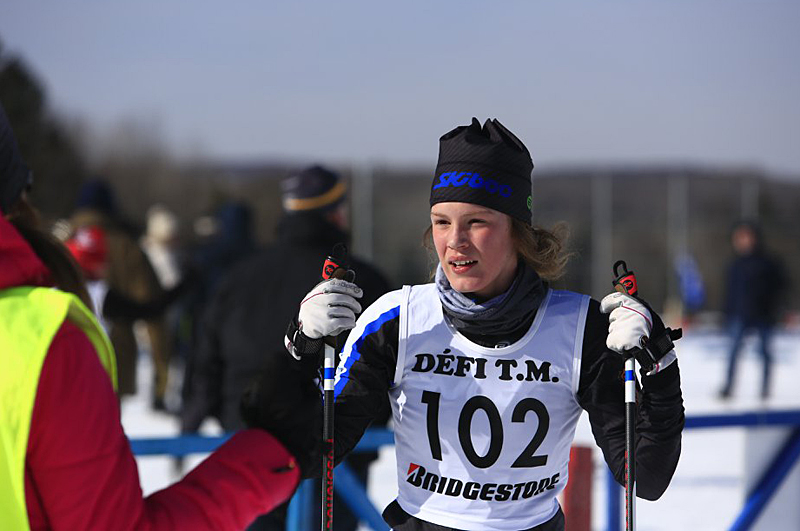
top-left (510, 219), bottom-right (570, 282)
top-left (422, 218), bottom-right (570, 282)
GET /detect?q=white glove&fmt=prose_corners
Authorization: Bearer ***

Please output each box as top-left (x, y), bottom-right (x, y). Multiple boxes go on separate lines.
top-left (600, 291), bottom-right (652, 353)
top-left (298, 279), bottom-right (363, 339)
top-left (600, 291), bottom-right (677, 376)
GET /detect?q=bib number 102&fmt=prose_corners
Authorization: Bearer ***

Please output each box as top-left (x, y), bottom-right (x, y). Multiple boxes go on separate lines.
top-left (420, 390), bottom-right (550, 469)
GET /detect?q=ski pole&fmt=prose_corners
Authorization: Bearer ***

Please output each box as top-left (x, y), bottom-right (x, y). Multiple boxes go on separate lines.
top-left (612, 260), bottom-right (642, 531)
top-left (319, 243), bottom-right (351, 531)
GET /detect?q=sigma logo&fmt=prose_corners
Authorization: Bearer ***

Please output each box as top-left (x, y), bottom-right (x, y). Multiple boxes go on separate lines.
top-left (433, 172), bottom-right (512, 198)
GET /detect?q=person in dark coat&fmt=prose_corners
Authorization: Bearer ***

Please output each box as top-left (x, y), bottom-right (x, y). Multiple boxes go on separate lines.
top-left (719, 221), bottom-right (787, 400)
top-left (179, 200), bottom-right (256, 416)
top-left (181, 165), bottom-right (391, 531)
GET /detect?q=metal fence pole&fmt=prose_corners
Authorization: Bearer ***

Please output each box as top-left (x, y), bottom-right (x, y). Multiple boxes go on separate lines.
top-left (606, 468), bottom-right (622, 531)
top-left (591, 173), bottom-right (613, 299)
top-left (351, 163), bottom-right (374, 261)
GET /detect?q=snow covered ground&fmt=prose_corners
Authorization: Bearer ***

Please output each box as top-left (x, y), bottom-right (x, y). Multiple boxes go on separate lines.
top-left (123, 330), bottom-right (800, 530)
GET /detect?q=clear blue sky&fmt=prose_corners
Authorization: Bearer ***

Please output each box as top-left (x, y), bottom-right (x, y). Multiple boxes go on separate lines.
top-left (2, 1), bottom-right (799, 174)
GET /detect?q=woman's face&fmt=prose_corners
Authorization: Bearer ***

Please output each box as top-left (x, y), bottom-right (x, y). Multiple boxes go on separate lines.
top-left (431, 202), bottom-right (518, 300)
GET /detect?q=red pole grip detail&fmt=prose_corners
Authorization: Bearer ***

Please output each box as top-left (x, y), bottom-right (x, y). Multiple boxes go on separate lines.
top-left (617, 274), bottom-right (638, 297)
top-left (322, 258), bottom-right (343, 280)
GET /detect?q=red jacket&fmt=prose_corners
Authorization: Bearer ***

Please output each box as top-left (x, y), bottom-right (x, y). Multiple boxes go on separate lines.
top-left (1, 215), bottom-right (300, 530)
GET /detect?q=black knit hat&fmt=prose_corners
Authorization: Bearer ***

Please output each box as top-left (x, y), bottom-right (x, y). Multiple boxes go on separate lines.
top-left (281, 165), bottom-right (346, 213)
top-left (76, 179), bottom-right (117, 215)
top-left (430, 118), bottom-right (533, 224)
top-left (0, 102), bottom-right (32, 214)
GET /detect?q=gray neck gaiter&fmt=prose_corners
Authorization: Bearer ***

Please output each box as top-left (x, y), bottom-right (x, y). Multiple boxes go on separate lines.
top-left (435, 261), bottom-right (546, 337)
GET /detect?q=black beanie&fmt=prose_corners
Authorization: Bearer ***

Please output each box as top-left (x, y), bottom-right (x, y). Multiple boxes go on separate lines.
top-left (281, 165), bottom-right (346, 213)
top-left (76, 179), bottom-right (117, 215)
top-left (0, 102), bottom-right (32, 214)
top-left (430, 118), bottom-right (533, 224)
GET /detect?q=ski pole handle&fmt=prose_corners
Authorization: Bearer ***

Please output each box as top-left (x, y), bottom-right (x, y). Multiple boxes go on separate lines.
top-left (613, 260), bottom-right (638, 298)
top-left (612, 259), bottom-right (649, 355)
top-left (321, 243), bottom-right (351, 283)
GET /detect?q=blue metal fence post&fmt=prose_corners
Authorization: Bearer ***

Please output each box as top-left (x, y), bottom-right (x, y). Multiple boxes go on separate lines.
top-left (606, 468), bottom-right (621, 531)
top-left (335, 462), bottom-right (389, 530)
top-left (286, 479), bottom-right (314, 531)
top-left (729, 428), bottom-right (800, 531)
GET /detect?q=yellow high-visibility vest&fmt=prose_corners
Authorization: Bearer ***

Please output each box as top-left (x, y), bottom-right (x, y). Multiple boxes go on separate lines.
top-left (0, 286), bottom-right (115, 530)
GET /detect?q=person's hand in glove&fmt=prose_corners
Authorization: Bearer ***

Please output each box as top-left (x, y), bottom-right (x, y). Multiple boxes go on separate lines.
top-left (285, 278), bottom-right (363, 369)
top-left (240, 353), bottom-right (322, 477)
top-left (600, 291), bottom-right (678, 376)
top-left (298, 278), bottom-right (362, 339)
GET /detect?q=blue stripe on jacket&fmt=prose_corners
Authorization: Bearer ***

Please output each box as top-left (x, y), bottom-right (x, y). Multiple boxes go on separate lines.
top-left (334, 305), bottom-right (400, 398)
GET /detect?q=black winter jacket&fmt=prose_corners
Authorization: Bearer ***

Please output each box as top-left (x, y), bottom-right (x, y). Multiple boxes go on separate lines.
top-left (724, 250), bottom-right (786, 326)
top-left (181, 213), bottom-right (391, 433)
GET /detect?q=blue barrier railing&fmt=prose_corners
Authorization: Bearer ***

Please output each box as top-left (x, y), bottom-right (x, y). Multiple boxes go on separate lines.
top-left (129, 433), bottom-right (232, 456)
top-left (131, 410), bottom-right (800, 531)
top-left (129, 428), bottom-right (395, 530)
top-left (605, 409), bottom-right (800, 531)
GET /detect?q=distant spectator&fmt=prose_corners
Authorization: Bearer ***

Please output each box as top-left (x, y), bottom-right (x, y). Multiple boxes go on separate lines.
top-left (193, 201), bottom-right (255, 294)
top-left (141, 204), bottom-right (183, 290)
top-left (65, 225), bottom-right (111, 325)
top-left (70, 179), bottom-right (172, 411)
top-left (181, 165), bottom-right (391, 531)
top-left (180, 201), bottom-right (256, 414)
top-left (719, 221), bottom-right (787, 400)
top-left (140, 204), bottom-right (195, 370)
top-left (675, 253), bottom-right (705, 313)
top-left (66, 224), bottom-right (189, 334)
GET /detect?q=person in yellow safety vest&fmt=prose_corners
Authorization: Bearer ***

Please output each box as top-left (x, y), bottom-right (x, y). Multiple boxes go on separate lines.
top-left (0, 101), bottom-right (318, 530)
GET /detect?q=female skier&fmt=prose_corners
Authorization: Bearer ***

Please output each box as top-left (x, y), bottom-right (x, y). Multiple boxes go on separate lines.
top-left (262, 118), bottom-right (685, 531)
